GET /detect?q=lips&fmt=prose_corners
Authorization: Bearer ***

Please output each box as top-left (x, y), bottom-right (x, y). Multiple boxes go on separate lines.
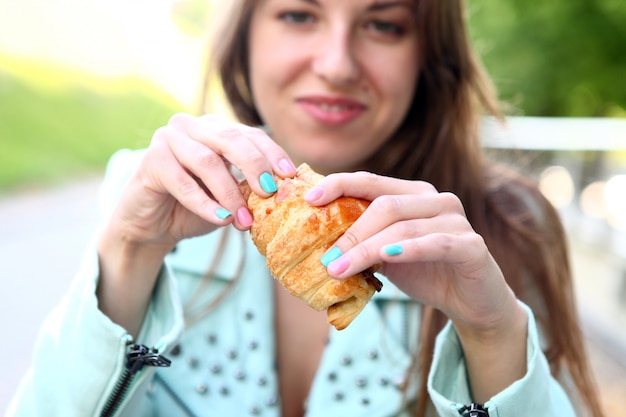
top-left (297, 96), bottom-right (367, 126)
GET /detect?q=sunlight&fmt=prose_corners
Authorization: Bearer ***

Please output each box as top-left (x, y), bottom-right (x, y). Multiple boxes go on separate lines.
top-left (0, 0), bottom-right (205, 107)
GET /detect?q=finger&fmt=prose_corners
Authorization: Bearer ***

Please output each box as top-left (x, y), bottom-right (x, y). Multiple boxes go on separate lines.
top-left (212, 124), bottom-right (298, 193)
top-left (147, 143), bottom-right (236, 227)
top-left (304, 171), bottom-right (437, 206)
top-left (323, 213), bottom-right (470, 279)
top-left (322, 191), bottom-right (470, 274)
top-left (342, 192), bottom-right (469, 245)
top-left (170, 113), bottom-right (297, 195)
top-left (380, 233), bottom-right (487, 270)
top-left (164, 128), bottom-right (253, 229)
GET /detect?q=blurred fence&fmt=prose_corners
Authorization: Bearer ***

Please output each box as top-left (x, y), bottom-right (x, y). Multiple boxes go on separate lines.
top-left (483, 117), bottom-right (626, 269)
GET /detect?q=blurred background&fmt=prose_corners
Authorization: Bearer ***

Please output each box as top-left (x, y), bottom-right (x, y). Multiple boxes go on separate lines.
top-left (1, 0), bottom-right (625, 414)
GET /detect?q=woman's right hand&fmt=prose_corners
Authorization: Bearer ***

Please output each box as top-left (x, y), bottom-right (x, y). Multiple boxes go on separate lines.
top-left (111, 113), bottom-right (297, 248)
top-left (96, 113), bottom-right (297, 335)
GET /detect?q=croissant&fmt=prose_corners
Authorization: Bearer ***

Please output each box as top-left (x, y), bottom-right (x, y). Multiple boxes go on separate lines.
top-left (240, 163), bottom-right (382, 330)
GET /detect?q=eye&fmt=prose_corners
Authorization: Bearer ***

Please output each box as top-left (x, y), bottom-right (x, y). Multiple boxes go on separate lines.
top-left (279, 11), bottom-right (316, 25)
top-left (367, 20), bottom-right (404, 36)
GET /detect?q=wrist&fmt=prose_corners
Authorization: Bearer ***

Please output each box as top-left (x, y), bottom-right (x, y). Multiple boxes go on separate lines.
top-left (452, 298), bottom-right (528, 402)
top-left (96, 225), bottom-right (173, 336)
top-left (454, 298), bottom-right (528, 347)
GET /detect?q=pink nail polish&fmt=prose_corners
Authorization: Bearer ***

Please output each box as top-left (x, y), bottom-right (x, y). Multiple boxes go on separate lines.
top-left (279, 158), bottom-right (297, 175)
top-left (237, 207), bottom-right (254, 227)
top-left (305, 186), bottom-right (323, 202)
top-left (328, 256), bottom-right (350, 276)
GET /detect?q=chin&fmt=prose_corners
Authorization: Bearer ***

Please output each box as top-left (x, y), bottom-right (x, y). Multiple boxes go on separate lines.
top-left (303, 155), bottom-right (363, 175)
top-left (282, 135), bottom-right (376, 173)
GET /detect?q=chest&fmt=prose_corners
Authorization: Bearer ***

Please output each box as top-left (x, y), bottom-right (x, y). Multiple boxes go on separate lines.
top-left (274, 279), bottom-right (329, 417)
top-left (154, 232), bottom-right (420, 417)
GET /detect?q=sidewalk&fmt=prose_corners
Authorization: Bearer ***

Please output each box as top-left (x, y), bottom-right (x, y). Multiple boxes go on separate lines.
top-left (0, 178), bottom-right (102, 413)
top-left (1, 179), bottom-right (625, 415)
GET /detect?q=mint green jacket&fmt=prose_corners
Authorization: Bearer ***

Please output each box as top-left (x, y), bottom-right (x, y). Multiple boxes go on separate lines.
top-left (7, 150), bottom-right (576, 417)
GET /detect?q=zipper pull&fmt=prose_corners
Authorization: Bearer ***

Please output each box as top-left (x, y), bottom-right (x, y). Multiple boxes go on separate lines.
top-left (459, 403), bottom-right (489, 417)
top-left (100, 344), bottom-right (171, 417)
top-left (126, 344), bottom-right (172, 374)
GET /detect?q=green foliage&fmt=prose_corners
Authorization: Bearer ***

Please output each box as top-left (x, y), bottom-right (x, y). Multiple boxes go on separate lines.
top-left (0, 56), bottom-right (183, 192)
top-left (468, 0), bottom-right (626, 117)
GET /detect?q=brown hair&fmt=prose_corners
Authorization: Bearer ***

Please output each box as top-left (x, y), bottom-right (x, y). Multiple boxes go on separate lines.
top-left (200, 0), bottom-right (604, 416)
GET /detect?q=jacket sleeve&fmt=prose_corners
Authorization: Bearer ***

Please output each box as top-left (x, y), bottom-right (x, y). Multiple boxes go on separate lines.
top-left (5, 149), bottom-right (185, 417)
top-left (427, 301), bottom-right (576, 417)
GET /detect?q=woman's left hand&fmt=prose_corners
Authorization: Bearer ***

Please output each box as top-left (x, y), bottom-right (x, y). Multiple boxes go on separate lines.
top-left (307, 171), bottom-right (529, 400)
top-left (305, 171), bottom-right (521, 337)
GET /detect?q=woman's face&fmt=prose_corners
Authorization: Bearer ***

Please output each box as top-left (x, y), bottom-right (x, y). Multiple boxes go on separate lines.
top-left (248, 0), bottom-right (419, 173)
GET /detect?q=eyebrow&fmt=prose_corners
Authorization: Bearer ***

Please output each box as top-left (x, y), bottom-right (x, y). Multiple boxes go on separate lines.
top-left (368, 0), bottom-right (414, 11)
top-left (295, 0), bottom-right (413, 10)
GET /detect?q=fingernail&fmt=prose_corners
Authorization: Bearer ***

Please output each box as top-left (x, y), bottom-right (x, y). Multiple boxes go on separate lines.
top-left (384, 244), bottom-right (403, 256)
top-left (321, 247), bottom-right (343, 267)
top-left (279, 158), bottom-right (297, 175)
top-left (237, 207), bottom-right (253, 227)
top-left (304, 186), bottom-right (323, 202)
top-left (216, 207), bottom-right (232, 220)
top-left (259, 172), bottom-right (278, 193)
top-left (328, 257), bottom-right (350, 275)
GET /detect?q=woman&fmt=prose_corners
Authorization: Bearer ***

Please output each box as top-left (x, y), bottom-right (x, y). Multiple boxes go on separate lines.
top-left (8, 0), bottom-right (604, 416)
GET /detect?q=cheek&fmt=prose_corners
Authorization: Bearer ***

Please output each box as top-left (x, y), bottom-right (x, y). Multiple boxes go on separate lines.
top-left (383, 59), bottom-right (419, 112)
top-left (249, 41), bottom-right (302, 115)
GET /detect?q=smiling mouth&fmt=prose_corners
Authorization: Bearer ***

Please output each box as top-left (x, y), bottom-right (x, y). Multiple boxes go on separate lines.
top-left (298, 97), bottom-right (367, 126)
top-left (317, 103), bottom-right (359, 112)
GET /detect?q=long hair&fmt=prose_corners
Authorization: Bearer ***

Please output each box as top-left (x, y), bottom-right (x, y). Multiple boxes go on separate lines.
top-left (200, 1), bottom-right (604, 416)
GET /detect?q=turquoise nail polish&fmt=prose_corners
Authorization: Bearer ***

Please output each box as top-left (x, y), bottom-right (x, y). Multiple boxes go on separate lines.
top-left (216, 208), bottom-right (232, 220)
top-left (259, 172), bottom-right (278, 193)
top-left (384, 244), bottom-right (403, 256)
top-left (321, 247), bottom-right (343, 267)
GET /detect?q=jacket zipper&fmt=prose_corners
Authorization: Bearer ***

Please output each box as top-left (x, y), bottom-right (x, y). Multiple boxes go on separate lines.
top-left (99, 344), bottom-right (171, 417)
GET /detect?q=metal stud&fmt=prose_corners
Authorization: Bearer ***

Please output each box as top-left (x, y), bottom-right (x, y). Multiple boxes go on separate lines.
top-left (249, 406), bottom-right (261, 415)
top-left (245, 311), bottom-right (254, 320)
top-left (249, 341), bottom-right (259, 350)
top-left (211, 364), bottom-right (222, 374)
top-left (379, 377), bottom-right (390, 386)
top-left (333, 392), bottom-right (344, 401)
top-left (341, 356), bottom-right (352, 366)
top-left (361, 397), bottom-right (370, 406)
top-left (196, 384), bottom-right (208, 394)
top-left (368, 349), bottom-right (378, 360)
top-left (394, 376), bottom-right (406, 390)
top-left (188, 357), bottom-right (199, 368)
top-left (227, 349), bottom-right (238, 360)
top-left (355, 377), bottom-right (367, 388)
top-left (169, 344), bottom-right (181, 356)
top-left (207, 334), bottom-right (217, 344)
top-left (327, 372), bottom-right (337, 381)
top-left (266, 396), bottom-right (278, 406)
top-left (235, 370), bottom-right (246, 381)
top-left (219, 386), bottom-right (230, 396)
top-left (257, 377), bottom-right (267, 386)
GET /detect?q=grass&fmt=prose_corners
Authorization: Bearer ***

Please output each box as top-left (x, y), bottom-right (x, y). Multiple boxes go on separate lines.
top-left (0, 54), bottom-right (184, 193)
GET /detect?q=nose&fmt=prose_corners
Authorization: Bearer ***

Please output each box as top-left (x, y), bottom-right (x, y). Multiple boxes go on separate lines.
top-left (311, 27), bottom-right (360, 85)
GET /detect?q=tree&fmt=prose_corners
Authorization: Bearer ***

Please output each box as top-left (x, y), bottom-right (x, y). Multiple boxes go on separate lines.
top-left (468, 0), bottom-right (626, 117)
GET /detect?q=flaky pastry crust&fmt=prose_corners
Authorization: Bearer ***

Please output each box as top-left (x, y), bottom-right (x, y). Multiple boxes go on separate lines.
top-left (240, 163), bottom-right (382, 330)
